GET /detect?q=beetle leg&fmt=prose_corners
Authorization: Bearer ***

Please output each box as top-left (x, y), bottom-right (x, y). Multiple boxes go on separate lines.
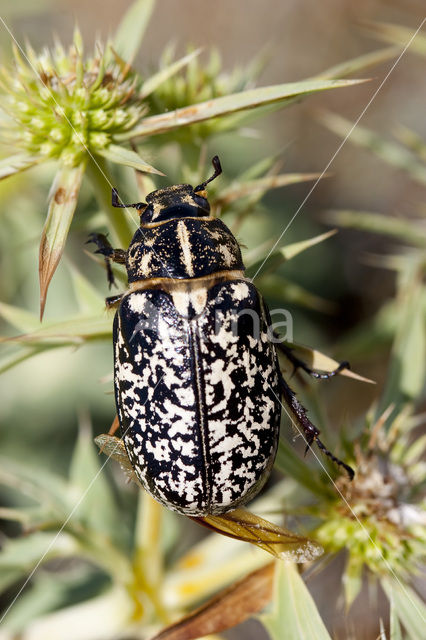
top-left (279, 375), bottom-right (354, 480)
top-left (86, 232), bottom-right (127, 289)
top-left (276, 340), bottom-right (350, 380)
top-left (106, 293), bottom-right (124, 309)
top-left (112, 188), bottom-right (146, 210)
top-left (86, 232), bottom-right (127, 262)
top-left (108, 415), bottom-right (120, 436)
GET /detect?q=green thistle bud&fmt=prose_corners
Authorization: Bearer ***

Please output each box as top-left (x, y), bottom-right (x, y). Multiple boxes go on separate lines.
top-left (314, 409), bottom-right (426, 607)
top-left (0, 29), bottom-right (147, 168)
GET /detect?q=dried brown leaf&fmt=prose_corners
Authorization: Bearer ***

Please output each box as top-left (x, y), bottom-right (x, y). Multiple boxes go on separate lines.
top-left (150, 563), bottom-right (275, 640)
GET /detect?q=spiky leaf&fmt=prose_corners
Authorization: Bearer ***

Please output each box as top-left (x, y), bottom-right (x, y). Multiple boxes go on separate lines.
top-left (39, 164), bottom-right (85, 320)
top-left (260, 561), bottom-right (333, 640)
top-left (121, 78), bottom-right (365, 139)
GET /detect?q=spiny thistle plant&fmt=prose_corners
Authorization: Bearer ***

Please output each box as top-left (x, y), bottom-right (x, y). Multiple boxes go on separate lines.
top-left (315, 405), bottom-right (426, 606)
top-left (0, 3), bottom-right (362, 321)
top-left (0, 2), bottom-right (425, 639)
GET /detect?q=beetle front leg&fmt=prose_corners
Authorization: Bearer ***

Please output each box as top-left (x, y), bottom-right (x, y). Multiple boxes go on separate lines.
top-left (279, 375), bottom-right (354, 480)
top-left (276, 340), bottom-right (349, 380)
top-left (86, 232), bottom-right (127, 289)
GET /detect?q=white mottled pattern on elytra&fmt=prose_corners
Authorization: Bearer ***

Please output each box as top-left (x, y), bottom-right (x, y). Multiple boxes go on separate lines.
top-left (114, 281), bottom-right (281, 516)
top-left (115, 292), bottom-right (204, 513)
top-left (227, 281), bottom-right (249, 300)
top-left (170, 287), bottom-right (207, 317)
top-left (195, 281), bottom-right (280, 510)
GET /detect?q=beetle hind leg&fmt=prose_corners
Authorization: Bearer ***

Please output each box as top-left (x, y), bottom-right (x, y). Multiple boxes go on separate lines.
top-left (280, 375), bottom-right (354, 480)
top-left (276, 341), bottom-right (350, 380)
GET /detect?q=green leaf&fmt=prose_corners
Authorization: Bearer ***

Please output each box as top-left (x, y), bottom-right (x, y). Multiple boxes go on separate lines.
top-left (0, 507), bottom-right (33, 524)
top-left (317, 111), bottom-right (426, 186)
top-left (402, 433), bottom-right (426, 465)
top-left (3, 314), bottom-right (113, 346)
top-left (141, 48), bottom-right (202, 98)
top-left (362, 21), bottom-right (426, 58)
top-left (260, 561), bottom-right (332, 640)
top-left (274, 230), bottom-right (338, 262)
top-left (97, 144), bottom-right (164, 174)
top-left (397, 289), bottom-right (426, 399)
top-left (343, 555), bottom-right (363, 608)
top-left (0, 346), bottom-right (52, 375)
top-left (313, 46), bottom-right (401, 80)
top-left (275, 438), bottom-right (332, 498)
top-left (69, 415), bottom-right (120, 539)
top-left (393, 125), bottom-right (426, 161)
top-left (0, 458), bottom-right (71, 509)
top-left (390, 596), bottom-right (403, 640)
top-left (39, 163), bottom-right (85, 320)
top-left (380, 259), bottom-right (426, 415)
top-left (0, 302), bottom-right (39, 333)
top-left (0, 532), bottom-right (77, 595)
top-left (0, 154), bottom-right (39, 180)
top-left (322, 209), bottom-right (426, 248)
top-left (67, 262), bottom-right (105, 314)
top-left (336, 298), bottom-right (399, 360)
top-left (113, 0), bottom-right (156, 63)
top-left (86, 156), bottom-right (136, 248)
top-left (120, 78), bottom-right (366, 139)
top-left (0, 505), bottom-right (65, 533)
top-left (217, 172), bottom-right (326, 206)
top-left (381, 577), bottom-right (426, 640)
top-left (257, 274), bottom-right (337, 314)
top-left (3, 570), bottom-right (105, 633)
top-left (237, 154), bottom-right (280, 182)
top-left (246, 229), bottom-right (337, 279)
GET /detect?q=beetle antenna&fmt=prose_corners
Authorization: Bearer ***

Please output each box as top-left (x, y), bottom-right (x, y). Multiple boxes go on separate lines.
top-left (194, 155), bottom-right (222, 191)
top-left (112, 188), bottom-right (145, 210)
top-left (314, 437), bottom-right (355, 481)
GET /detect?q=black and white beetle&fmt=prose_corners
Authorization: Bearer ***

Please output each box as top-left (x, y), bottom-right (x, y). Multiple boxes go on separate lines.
top-left (88, 156), bottom-right (354, 517)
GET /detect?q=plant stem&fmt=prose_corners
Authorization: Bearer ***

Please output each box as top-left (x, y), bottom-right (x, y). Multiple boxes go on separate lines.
top-left (131, 491), bottom-right (170, 623)
top-left (86, 156), bottom-right (135, 247)
top-left (78, 530), bottom-right (133, 584)
top-left (136, 491), bottom-right (164, 586)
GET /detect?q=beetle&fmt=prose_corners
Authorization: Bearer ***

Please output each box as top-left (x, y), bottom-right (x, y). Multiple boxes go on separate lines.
top-left (88, 156), bottom-right (354, 517)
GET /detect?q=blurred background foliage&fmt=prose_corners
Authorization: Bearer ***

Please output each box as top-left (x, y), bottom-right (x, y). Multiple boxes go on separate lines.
top-left (0, 1), bottom-right (425, 639)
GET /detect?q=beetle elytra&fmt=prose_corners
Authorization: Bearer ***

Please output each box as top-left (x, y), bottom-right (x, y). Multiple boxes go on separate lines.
top-left (88, 156), bottom-right (354, 517)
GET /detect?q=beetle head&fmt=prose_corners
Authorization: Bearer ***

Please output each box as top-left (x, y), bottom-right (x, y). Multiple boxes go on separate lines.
top-left (137, 156), bottom-right (222, 224)
top-left (138, 184), bottom-right (210, 224)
